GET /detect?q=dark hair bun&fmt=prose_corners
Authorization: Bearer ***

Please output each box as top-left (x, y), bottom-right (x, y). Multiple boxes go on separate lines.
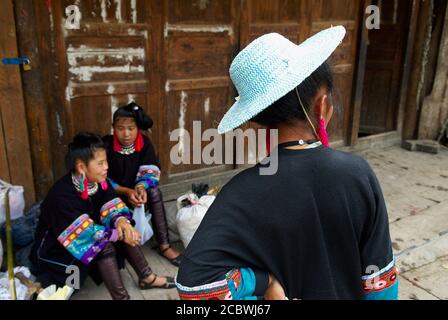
top-left (130, 102), bottom-right (153, 130)
top-left (113, 102), bottom-right (153, 130)
top-left (66, 132), bottom-right (105, 172)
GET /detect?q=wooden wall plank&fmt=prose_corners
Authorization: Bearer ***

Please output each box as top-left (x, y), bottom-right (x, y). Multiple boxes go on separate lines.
top-left (0, 109), bottom-right (10, 182)
top-left (14, 0), bottom-right (55, 199)
top-left (163, 0), bottom-right (235, 181)
top-left (310, 0), bottom-right (361, 143)
top-left (0, 0), bottom-right (36, 205)
top-left (402, 0), bottom-right (434, 139)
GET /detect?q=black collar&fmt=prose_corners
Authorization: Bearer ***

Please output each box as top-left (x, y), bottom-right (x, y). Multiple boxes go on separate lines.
top-left (277, 139), bottom-right (319, 149)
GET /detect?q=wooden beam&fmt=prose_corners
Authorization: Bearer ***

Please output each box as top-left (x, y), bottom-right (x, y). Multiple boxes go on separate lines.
top-left (150, 0), bottom-right (167, 182)
top-left (347, 0), bottom-right (371, 146)
top-left (402, 0), bottom-right (434, 140)
top-left (0, 0), bottom-right (36, 206)
top-left (0, 108), bottom-right (10, 181)
top-left (47, 0), bottom-right (72, 179)
top-left (14, 0), bottom-right (55, 199)
top-left (418, 1), bottom-right (448, 140)
top-left (396, 0), bottom-right (421, 138)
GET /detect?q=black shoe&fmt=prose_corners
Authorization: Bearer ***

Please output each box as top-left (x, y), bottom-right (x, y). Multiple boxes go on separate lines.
top-left (139, 274), bottom-right (176, 290)
top-left (158, 246), bottom-right (184, 267)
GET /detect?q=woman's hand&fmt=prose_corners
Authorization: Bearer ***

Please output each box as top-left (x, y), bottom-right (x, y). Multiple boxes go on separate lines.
top-left (135, 185), bottom-right (147, 204)
top-left (124, 188), bottom-right (143, 208)
top-left (116, 219), bottom-right (141, 247)
top-left (264, 274), bottom-right (287, 300)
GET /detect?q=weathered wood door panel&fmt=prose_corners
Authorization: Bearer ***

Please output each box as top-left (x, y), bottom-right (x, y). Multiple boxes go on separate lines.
top-left (240, 0), bottom-right (306, 46)
top-left (0, 0), bottom-right (36, 205)
top-left (310, 0), bottom-right (362, 143)
top-left (49, 0), bottom-right (160, 179)
top-left (360, 0), bottom-right (411, 135)
top-left (237, 0), bottom-right (310, 164)
top-left (163, 0), bottom-right (237, 180)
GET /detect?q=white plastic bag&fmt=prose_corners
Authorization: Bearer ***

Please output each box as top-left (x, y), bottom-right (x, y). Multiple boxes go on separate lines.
top-left (37, 285), bottom-right (74, 300)
top-left (176, 194), bottom-right (216, 248)
top-left (133, 205), bottom-right (153, 246)
top-left (0, 180), bottom-right (25, 225)
top-left (0, 266), bottom-right (33, 300)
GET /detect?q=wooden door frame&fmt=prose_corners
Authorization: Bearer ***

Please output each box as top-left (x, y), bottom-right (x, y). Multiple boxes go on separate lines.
top-left (396, 0), bottom-right (420, 137)
top-left (347, 0), bottom-right (372, 146)
top-left (348, 0), bottom-right (419, 146)
top-left (0, 0), bottom-right (36, 206)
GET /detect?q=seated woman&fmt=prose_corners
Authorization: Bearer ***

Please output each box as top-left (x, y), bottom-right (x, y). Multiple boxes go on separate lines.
top-left (29, 133), bottom-right (175, 300)
top-left (175, 28), bottom-right (398, 300)
top-left (103, 103), bottom-right (183, 267)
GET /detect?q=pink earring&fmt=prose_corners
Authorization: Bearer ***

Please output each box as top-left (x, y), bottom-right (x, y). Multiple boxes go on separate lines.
top-left (80, 173), bottom-right (89, 200)
top-left (100, 180), bottom-right (108, 191)
top-left (318, 117), bottom-right (330, 148)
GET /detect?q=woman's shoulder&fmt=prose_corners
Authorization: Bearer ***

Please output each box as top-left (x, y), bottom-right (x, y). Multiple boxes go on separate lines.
top-left (329, 148), bottom-right (371, 168)
top-left (217, 165), bottom-right (261, 197)
top-left (43, 174), bottom-right (79, 207)
top-left (324, 148), bottom-right (376, 181)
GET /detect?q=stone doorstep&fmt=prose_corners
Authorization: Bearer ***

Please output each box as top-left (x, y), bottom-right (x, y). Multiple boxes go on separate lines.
top-left (402, 140), bottom-right (440, 154)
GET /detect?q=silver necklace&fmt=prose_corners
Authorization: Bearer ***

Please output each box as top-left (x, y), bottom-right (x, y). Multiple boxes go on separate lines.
top-left (71, 174), bottom-right (99, 196)
top-left (118, 143), bottom-right (135, 155)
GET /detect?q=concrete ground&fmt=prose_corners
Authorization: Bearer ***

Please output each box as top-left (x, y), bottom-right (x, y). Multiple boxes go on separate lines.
top-left (72, 143), bottom-right (448, 300)
top-left (359, 144), bottom-right (448, 300)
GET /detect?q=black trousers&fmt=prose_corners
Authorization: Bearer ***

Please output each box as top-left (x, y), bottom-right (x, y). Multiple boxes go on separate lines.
top-left (33, 242), bottom-right (153, 300)
top-left (147, 187), bottom-right (171, 246)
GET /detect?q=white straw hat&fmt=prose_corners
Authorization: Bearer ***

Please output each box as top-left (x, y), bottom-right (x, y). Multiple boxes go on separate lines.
top-left (218, 26), bottom-right (346, 134)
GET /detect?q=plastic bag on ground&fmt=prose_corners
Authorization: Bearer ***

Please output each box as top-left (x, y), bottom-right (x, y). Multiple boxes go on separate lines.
top-left (0, 266), bottom-right (34, 300)
top-left (37, 284), bottom-right (74, 300)
top-left (176, 194), bottom-right (216, 248)
top-left (0, 180), bottom-right (25, 225)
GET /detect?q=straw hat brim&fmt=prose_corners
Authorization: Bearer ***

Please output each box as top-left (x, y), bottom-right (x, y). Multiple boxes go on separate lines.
top-left (218, 26), bottom-right (346, 134)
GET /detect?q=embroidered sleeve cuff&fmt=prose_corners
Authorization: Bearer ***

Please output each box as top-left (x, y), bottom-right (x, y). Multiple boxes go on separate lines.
top-left (100, 197), bottom-right (132, 228)
top-left (135, 165), bottom-right (161, 189)
top-left (57, 214), bottom-right (113, 265)
top-left (362, 260), bottom-right (399, 300)
top-left (364, 280), bottom-right (399, 300)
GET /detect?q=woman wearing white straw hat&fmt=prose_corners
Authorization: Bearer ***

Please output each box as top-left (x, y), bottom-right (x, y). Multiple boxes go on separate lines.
top-left (175, 26), bottom-right (398, 300)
